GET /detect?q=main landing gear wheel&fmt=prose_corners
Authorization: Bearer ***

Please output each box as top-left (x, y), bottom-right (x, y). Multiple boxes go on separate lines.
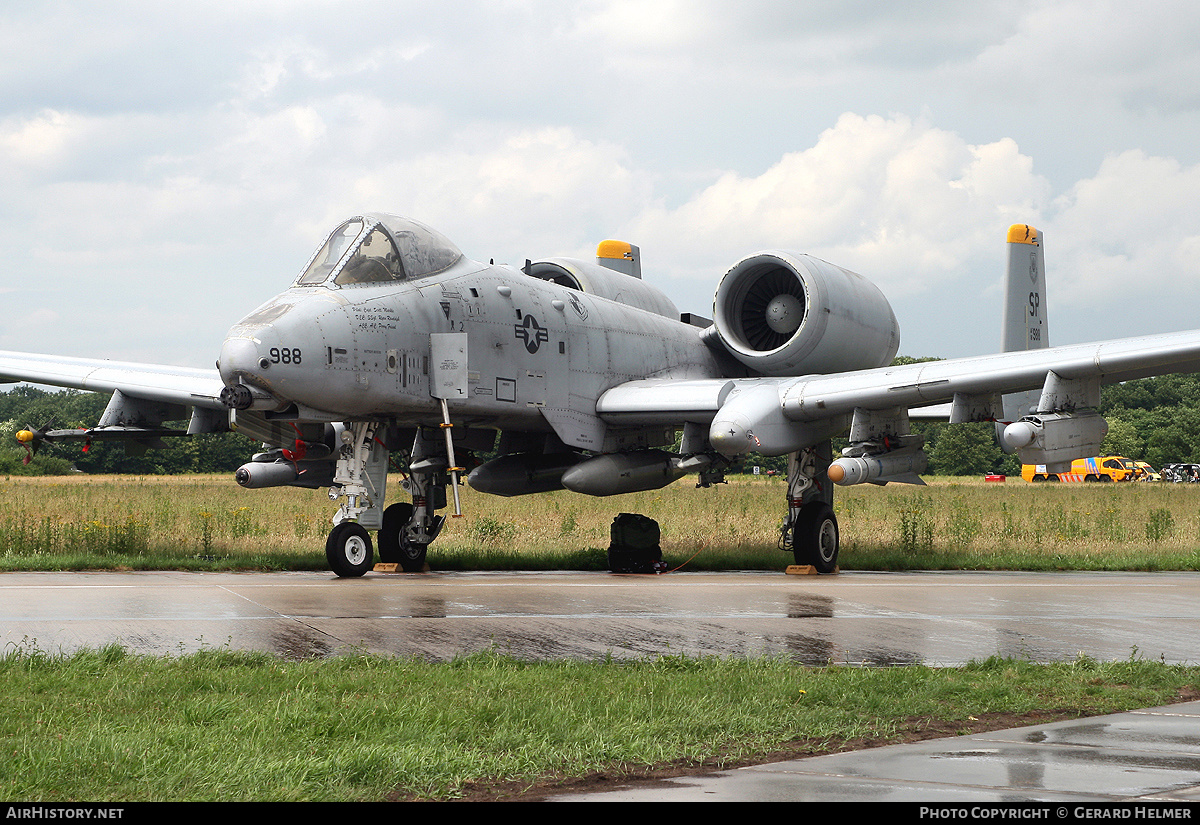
top-left (326, 522), bottom-right (373, 578)
top-left (793, 502), bottom-right (839, 574)
top-left (378, 502), bottom-right (427, 573)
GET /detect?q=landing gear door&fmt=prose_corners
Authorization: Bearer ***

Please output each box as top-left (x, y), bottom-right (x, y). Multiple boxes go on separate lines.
top-left (430, 333), bottom-right (468, 401)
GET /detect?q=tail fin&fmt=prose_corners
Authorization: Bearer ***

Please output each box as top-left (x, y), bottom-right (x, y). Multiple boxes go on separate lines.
top-left (999, 224), bottom-right (1047, 426)
top-left (1000, 224), bottom-right (1047, 353)
top-left (596, 240), bottom-right (642, 279)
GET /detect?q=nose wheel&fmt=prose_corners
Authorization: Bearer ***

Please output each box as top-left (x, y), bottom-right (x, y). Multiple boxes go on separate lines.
top-left (326, 522), bottom-right (374, 578)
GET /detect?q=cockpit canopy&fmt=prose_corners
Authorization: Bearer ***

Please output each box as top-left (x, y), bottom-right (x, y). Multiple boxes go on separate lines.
top-left (295, 214), bottom-right (463, 287)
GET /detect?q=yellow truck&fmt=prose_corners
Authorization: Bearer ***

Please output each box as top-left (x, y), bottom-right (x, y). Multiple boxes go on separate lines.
top-left (1022, 456), bottom-right (1138, 482)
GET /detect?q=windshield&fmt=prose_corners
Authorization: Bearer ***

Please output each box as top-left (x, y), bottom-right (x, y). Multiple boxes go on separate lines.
top-left (335, 227), bottom-right (405, 285)
top-left (297, 220), bottom-right (364, 285)
top-left (294, 214), bottom-right (464, 287)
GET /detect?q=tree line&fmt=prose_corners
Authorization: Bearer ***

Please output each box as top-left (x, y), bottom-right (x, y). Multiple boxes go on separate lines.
top-left (4, 370), bottom-right (1200, 477)
top-left (0, 386), bottom-right (256, 475)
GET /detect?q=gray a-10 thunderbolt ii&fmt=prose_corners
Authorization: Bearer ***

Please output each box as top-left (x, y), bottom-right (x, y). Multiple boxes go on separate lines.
top-left (4, 217), bottom-right (1199, 576)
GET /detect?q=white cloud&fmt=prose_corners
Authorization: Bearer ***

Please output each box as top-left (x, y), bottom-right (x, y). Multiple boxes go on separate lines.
top-left (0, 110), bottom-right (78, 170)
top-left (625, 114), bottom-right (1051, 301)
top-left (971, 0), bottom-right (1200, 112)
top-left (1, 1), bottom-right (1200, 364)
top-left (342, 126), bottom-right (650, 262)
top-left (1048, 151), bottom-right (1200, 310)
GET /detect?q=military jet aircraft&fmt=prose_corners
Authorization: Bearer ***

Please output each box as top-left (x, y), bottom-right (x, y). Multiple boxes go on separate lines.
top-left (4, 216), bottom-right (1199, 576)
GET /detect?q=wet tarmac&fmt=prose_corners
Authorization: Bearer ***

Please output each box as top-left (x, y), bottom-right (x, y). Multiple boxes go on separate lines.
top-left (2, 569), bottom-right (1199, 664)
top-left (4, 568), bottom-right (1199, 803)
top-left (553, 701), bottom-right (1200, 802)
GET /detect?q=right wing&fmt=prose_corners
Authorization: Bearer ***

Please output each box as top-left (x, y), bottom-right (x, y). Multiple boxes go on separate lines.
top-left (601, 222), bottom-right (1198, 470)
top-left (0, 351), bottom-right (228, 453)
top-left (0, 351), bottom-right (225, 408)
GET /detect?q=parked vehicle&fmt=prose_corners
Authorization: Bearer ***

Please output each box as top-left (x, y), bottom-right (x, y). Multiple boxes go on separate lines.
top-left (1133, 461), bottom-right (1160, 481)
top-left (1161, 463), bottom-right (1200, 482)
top-left (1022, 456), bottom-right (1138, 482)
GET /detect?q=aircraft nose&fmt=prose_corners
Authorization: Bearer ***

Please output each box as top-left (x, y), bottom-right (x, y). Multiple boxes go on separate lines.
top-left (217, 335), bottom-right (282, 410)
top-left (218, 336), bottom-right (264, 387)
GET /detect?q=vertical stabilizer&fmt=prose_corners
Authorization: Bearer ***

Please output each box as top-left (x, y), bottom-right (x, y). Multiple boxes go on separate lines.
top-left (1001, 224), bottom-right (1047, 353)
top-left (596, 240), bottom-right (642, 279)
top-left (999, 224), bottom-right (1047, 429)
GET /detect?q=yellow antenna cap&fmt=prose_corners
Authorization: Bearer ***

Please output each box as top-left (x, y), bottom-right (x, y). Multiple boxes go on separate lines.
top-left (596, 240), bottom-right (634, 260)
top-left (1007, 224), bottom-right (1040, 245)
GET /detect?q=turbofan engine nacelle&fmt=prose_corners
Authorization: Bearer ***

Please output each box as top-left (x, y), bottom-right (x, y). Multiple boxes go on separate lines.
top-left (709, 251), bottom-right (900, 376)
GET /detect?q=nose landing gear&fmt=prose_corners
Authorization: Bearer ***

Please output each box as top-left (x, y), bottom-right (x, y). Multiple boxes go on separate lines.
top-left (324, 423), bottom-right (451, 578)
top-left (324, 421), bottom-right (386, 578)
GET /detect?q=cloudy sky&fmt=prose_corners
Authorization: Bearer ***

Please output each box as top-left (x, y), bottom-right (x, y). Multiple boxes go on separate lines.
top-left (2, 0), bottom-right (1199, 368)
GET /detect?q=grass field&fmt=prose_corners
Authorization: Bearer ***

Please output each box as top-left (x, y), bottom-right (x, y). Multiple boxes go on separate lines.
top-left (3, 473), bottom-right (1200, 800)
top-left (0, 472), bottom-right (1197, 572)
top-left (2, 646), bottom-right (1196, 801)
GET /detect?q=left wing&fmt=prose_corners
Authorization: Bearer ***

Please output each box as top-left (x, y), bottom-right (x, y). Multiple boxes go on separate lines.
top-left (597, 329), bottom-right (1200, 464)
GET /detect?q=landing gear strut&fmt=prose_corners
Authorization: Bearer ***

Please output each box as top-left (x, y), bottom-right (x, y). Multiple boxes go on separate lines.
top-left (779, 442), bottom-right (840, 573)
top-left (378, 502), bottom-right (423, 571)
top-left (324, 421), bottom-right (385, 578)
top-left (323, 423), bottom-right (454, 578)
top-left (370, 428), bottom-right (448, 574)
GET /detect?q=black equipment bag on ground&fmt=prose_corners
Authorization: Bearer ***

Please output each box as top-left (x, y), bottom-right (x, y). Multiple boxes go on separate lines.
top-left (608, 513), bottom-right (664, 573)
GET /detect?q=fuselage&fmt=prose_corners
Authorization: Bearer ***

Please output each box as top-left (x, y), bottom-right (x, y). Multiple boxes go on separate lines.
top-left (217, 215), bottom-right (725, 451)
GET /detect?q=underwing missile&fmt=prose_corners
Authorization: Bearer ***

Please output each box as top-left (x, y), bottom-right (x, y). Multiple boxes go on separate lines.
top-left (827, 448), bottom-right (928, 486)
top-left (235, 460), bottom-right (333, 490)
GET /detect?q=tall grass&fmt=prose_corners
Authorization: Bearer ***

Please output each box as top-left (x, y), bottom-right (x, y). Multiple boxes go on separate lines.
top-left (0, 474), bottom-right (1198, 571)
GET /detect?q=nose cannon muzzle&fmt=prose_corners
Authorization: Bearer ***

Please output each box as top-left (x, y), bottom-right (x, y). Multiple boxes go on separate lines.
top-left (218, 336), bottom-right (280, 410)
top-left (220, 384), bottom-right (255, 410)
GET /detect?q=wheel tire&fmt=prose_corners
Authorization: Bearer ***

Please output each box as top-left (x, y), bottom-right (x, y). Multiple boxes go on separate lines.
top-left (377, 502), bottom-right (428, 572)
top-left (793, 502), bottom-right (839, 574)
top-left (378, 502), bottom-right (411, 563)
top-left (326, 522), bottom-right (373, 578)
